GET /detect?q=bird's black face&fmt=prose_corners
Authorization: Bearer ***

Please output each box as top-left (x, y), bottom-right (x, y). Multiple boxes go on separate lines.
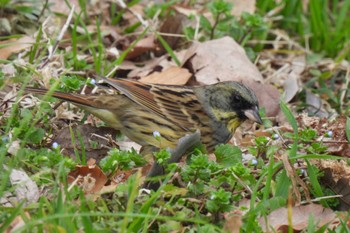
top-left (205, 82), bottom-right (263, 125)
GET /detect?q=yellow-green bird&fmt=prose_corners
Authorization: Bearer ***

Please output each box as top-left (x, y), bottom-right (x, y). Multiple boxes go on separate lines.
top-left (26, 78), bottom-right (262, 153)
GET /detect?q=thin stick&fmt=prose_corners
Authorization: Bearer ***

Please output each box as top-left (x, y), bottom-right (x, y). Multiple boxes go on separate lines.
top-left (39, 5), bottom-right (75, 69)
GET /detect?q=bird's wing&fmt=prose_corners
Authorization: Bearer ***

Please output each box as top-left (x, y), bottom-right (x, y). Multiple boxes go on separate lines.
top-left (100, 78), bottom-right (209, 130)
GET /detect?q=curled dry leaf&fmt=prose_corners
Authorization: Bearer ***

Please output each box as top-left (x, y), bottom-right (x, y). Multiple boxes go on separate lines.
top-left (182, 37), bottom-right (280, 117)
top-left (67, 164), bottom-right (107, 194)
top-left (259, 203), bottom-right (337, 232)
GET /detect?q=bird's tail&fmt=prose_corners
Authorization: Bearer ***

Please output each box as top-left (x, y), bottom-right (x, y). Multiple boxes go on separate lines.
top-left (25, 87), bottom-right (99, 108)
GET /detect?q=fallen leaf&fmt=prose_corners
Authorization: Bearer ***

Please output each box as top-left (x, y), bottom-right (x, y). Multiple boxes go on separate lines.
top-left (283, 75), bottom-right (300, 103)
top-left (4, 166), bottom-right (40, 206)
top-left (139, 66), bottom-right (192, 85)
top-left (117, 138), bottom-right (142, 152)
top-left (259, 203), bottom-right (337, 232)
top-left (67, 164), bottom-right (107, 194)
top-left (224, 210), bottom-right (243, 233)
top-left (0, 36), bottom-right (34, 59)
top-left (124, 36), bottom-right (157, 60)
top-left (283, 55), bottom-right (305, 103)
top-left (183, 37), bottom-right (263, 84)
top-left (112, 169), bottom-right (134, 185)
top-left (245, 81), bottom-right (280, 118)
top-left (120, 50), bottom-right (187, 79)
top-left (231, 0), bottom-right (256, 17)
top-left (306, 90), bottom-right (329, 118)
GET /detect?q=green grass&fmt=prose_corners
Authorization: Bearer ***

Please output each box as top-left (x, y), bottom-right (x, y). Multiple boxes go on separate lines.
top-left (257, 0), bottom-right (350, 60)
top-left (1, 0), bottom-right (350, 232)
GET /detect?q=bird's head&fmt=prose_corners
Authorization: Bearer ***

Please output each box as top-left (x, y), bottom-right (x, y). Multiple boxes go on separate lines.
top-left (195, 81), bottom-right (263, 133)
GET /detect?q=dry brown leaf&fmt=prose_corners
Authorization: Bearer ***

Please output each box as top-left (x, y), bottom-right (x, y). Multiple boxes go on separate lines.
top-left (117, 139), bottom-right (142, 152)
top-left (245, 82), bottom-right (280, 118)
top-left (0, 36), bottom-right (34, 59)
top-left (121, 50), bottom-right (187, 79)
top-left (183, 37), bottom-right (263, 84)
top-left (306, 90), bottom-right (329, 118)
top-left (259, 203), bottom-right (337, 232)
top-left (112, 169), bottom-right (135, 185)
top-left (283, 55), bottom-right (305, 103)
top-left (224, 210), bottom-right (243, 233)
top-left (139, 66), bottom-right (192, 85)
top-left (125, 36), bottom-right (157, 60)
top-left (67, 164), bottom-right (107, 194)
top-left (231, 0), bottom-right (256, 17)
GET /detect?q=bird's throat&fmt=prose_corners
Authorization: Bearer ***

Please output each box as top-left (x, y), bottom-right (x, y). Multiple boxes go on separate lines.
top-left (212, 109), bottom-right (242, 133)
top-left (227, 118), bottom-right (243, 133)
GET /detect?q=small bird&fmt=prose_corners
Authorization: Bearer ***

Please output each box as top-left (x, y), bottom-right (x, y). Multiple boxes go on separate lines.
top-left (26, 78), bottom-right (262, 153)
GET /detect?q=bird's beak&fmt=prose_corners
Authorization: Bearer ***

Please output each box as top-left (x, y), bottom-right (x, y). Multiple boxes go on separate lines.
top-left (244, 106), bottom-right (263, 125)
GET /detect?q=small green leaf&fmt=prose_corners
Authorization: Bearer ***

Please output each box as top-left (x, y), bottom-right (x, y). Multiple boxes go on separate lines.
top-left (214, 144), bottom-right (242, 167)
top-left (280, 101), bottom-right (298, 133)
top-left (346, 117), bottom-right (350, 143)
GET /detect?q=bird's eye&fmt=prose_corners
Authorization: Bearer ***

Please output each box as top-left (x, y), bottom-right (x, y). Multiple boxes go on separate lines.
top-left (232, 95), bottom-right (242, 103)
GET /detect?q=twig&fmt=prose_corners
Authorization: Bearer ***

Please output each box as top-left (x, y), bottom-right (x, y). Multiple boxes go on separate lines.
top-left (116, 0), bottom-right (148, 28)
top-left (300, 195), bottom-right (343, 205)
top-left (231, 170), bottom-right (259, 201)
top-left (194, 15), bottom-right (200, 41)
top-left (37, 0), bottom-right (49, 22)
top-left (39, 5), bottom-right (75, 69)
top-left (210, 13), bottom-right (221, 40)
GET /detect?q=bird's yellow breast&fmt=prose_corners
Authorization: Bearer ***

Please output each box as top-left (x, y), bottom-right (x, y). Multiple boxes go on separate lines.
top-left (212, 109), bottom-right (242, 133)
